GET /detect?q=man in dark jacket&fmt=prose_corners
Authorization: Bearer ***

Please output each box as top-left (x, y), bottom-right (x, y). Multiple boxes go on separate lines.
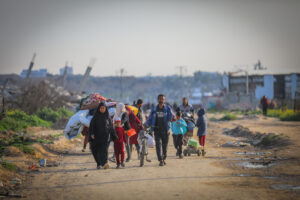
top-left (196, 107), bottom-right (207, 156)
top-left (146, 94), bottom-right (173, 166)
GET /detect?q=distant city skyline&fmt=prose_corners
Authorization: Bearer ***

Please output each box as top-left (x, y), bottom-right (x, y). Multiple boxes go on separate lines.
top-left (0, 0), bottom-right (300, 77)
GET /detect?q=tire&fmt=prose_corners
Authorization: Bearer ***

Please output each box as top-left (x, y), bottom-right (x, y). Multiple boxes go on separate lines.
top-left (140, 139), bottom-right (146, 167)
top-left (197, 150), bottom-right (201, 156)
top-left (183, 150), bottom-right (187, 156)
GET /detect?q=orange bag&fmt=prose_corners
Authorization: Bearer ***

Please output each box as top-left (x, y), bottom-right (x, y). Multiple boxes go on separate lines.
top-left (126, 128), bottom-right (136, 137)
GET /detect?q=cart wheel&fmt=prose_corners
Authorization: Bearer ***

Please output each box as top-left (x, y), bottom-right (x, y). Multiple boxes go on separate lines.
top-left (197, 150), bottom-right (201, 156)
top-left (183, 150), bottom-right (187, 156)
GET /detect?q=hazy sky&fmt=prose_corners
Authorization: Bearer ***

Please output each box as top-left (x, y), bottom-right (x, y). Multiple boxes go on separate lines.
top-left (0, 0), bottom-right (299, 76)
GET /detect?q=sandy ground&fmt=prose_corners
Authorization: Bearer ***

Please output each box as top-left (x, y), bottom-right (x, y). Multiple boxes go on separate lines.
top-left (18, 115), bottom-right (300, 200)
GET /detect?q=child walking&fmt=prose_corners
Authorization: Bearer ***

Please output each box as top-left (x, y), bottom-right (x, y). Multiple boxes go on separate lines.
top-left (196, 107), bottom-right (207, 156)
top-left (171, 111), bottom-right (187, 159)
top-left (114, 117), bottom-right (127, 168)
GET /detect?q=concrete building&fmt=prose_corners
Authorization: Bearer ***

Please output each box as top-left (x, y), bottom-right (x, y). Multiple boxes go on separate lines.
top-left (223, 73), bottom-right (300, 100)
top-left (222, 73), bottom-right (300, 109)
top-left (20, 69), bottom-right (48, 78)
top-left (59, 67), bottom-right (73, 76)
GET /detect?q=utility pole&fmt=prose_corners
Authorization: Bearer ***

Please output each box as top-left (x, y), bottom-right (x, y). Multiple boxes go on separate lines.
top-left (78, 66), bottom-right (92, 94)
top-left (176, 66), bottom-right (187, 78)
top-left (1, 78), bottom-right (10, 118)
top-left (119, 68), bottom-right (125, 100)
top-left (26, 53), bottom-right (36, 79)
top-left (62, 61), bottom-right (68, 88)
top-left (78, 58), bottom-right (96, 94)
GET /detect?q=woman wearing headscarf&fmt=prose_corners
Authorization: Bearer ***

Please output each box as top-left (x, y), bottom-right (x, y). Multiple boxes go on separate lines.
top-left (126, 106), bottom-right (143, 161)
top-left (89, 102), bottom-right (118, 169)
top-left (114, 103), bottom-right (132, 162)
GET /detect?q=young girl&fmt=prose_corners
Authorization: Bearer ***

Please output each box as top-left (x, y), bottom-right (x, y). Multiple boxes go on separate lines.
top-left (114, 117), bottom-right (127, 168)
top-left (171, 111), bottom-right (187, 159)
top-left (196, 108), bottom-right (207, 156)
top-left (114, 103), bottom-right (132, 162)
top-left (89, 102), bottom-right (118, 169)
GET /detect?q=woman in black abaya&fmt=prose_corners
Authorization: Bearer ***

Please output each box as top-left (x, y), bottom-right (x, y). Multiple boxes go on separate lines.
top-left (89, 102), bottom-right (118, 169)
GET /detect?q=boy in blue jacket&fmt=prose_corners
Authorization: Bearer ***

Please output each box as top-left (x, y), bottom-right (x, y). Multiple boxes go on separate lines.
top-left (171, 111), bottom-right (187, 159)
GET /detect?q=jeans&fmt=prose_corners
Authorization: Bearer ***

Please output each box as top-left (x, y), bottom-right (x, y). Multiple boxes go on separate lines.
top-left (172, 134), bottom-right (183, 155)
top-left (154, 131), bottom-right (169, 161)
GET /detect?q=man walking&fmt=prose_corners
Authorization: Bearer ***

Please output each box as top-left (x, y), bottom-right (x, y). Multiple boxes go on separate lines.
top-left (146, 94), bottom-right (173, 166)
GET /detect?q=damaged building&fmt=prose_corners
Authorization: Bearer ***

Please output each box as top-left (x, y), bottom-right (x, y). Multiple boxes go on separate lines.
top-left (222, 73), bottom-right (300, 110)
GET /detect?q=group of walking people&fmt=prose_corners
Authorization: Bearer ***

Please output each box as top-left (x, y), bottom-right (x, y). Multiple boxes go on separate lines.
top-left (86, 94), bottom-right (207, 169)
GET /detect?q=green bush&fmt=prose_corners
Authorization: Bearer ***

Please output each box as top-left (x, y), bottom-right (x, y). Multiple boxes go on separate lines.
top-left (36, 107), bottom-right (73, 123)
top-left (279, 111), bottom-right (300, 121)
top-left (209, 117), bottom-right (218, 121)
top-left (220, 113), bottom-right (238, 121)
top-left (267, 109), bottom-right (300, 121)
top-left (0, 110), bottom-right (51, 131)
top-left (1, 161), bottom-right (18, 172)
top-left (12, 143), bottom-right (35, 155)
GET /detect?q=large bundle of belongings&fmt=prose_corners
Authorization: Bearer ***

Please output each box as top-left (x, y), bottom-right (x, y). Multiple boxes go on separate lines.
top-left (65, 94), bottom-right (156, 149)
top-left (65, 93), bottom-right (117, 139)
top-left (65, 93), bottom-right (142, 140)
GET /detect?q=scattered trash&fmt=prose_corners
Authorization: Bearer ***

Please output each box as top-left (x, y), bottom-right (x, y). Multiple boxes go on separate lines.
top-left (235, 174), bottom-right (251, 177)
top-left (238, 161), bottom-right (275, 169)
top-left (270, 184), bottom-right (300, 190)
top-left (222, 141), bottom-right (251, 148)
top-left (28, 165), bottom-right (36, 170)
top-left (11, 178), bottom-right (22, 185)
top-left (223, 125), bottom-right (290, 148)
top-left (234, 152), bottom-right (266, 156)
top-left (39, 159), bottom-right (47, 167)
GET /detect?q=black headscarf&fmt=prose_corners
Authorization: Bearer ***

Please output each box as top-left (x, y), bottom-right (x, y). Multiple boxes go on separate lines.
top-left (93, 102), bottom-right (109, 119)
top-left (89, 102), bottom-right (117, 142)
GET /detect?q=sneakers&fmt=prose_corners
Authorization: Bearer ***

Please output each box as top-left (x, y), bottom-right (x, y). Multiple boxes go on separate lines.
top-left (103, 163), bottom-right (109, 169)
top-left (159, 160), bottom-right (164, 166)
top-left (163, 160), bottom-right (166, 165)
top-left (97, 165), bottom-right (101, 169)
top-left (179, 154), bottom-right (183, 159)
top-left (125, 158), bottom-right (131, 162)
top-left (116, 165), bottom-right (120, 169)
top-left (176, 152), bottom-right (179, 156)
top-left (121, 162), bottom-right (125, 167)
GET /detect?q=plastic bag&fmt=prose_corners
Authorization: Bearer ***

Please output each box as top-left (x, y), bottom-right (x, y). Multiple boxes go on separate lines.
top-left (108, 107), bottom-right (116, 117)
top-left (147, 134), bottom-right (155, 148)
top-left (79, 115), bottom-right (93, 127)
top-left (65, 110), bottom-right (88, 139)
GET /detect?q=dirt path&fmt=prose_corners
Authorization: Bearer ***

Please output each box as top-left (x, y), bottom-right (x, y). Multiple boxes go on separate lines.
top-left (19, 116), bottom-right (300, 200)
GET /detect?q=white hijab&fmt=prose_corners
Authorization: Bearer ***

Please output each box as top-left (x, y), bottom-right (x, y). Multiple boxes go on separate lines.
top-left (113, 103), bottom-right (126, 121)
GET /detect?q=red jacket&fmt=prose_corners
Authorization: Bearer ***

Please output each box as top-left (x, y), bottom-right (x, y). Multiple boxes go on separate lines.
top-left (126, 107), bottom-right (143, 145)
top-left (114, 127), bottom-right (127, 144)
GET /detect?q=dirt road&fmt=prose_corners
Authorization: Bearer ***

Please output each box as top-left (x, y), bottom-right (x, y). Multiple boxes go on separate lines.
top-left (20, 115), bottom-right (300, 200)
